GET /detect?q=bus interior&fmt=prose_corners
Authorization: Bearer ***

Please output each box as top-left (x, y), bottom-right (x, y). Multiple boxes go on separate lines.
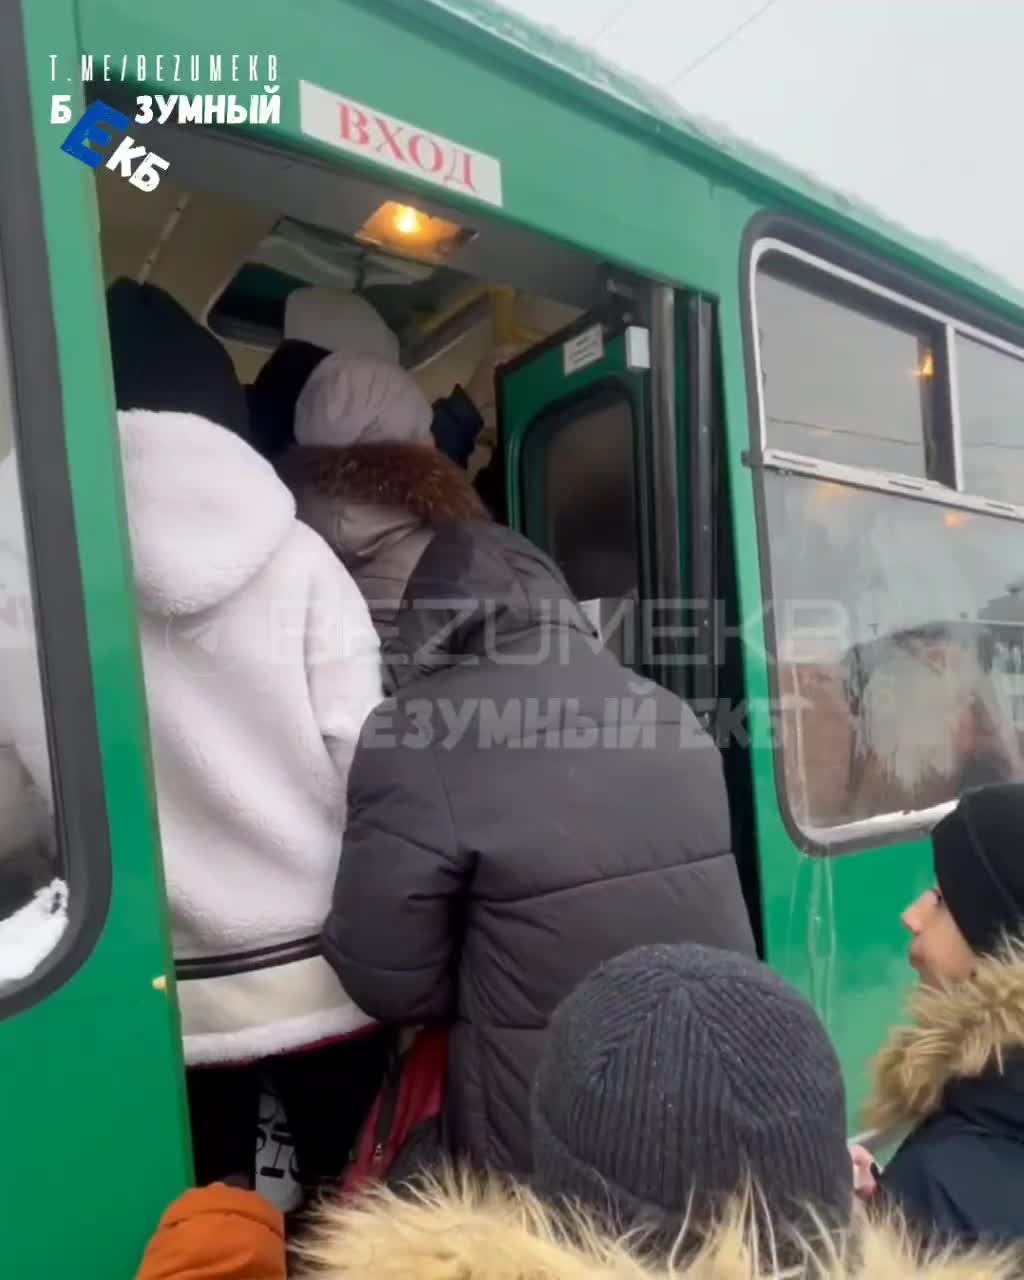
top-left (98, 121), bottom-right (595, 466)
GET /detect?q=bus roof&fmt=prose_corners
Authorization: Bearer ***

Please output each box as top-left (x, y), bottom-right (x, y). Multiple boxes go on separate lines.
top-left (414, 0), bottom-right (1024, 318)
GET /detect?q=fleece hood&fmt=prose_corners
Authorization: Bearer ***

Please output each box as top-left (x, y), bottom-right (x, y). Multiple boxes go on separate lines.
top-left (296, 1176), bottom-right (1021, 1280)
top-left (118, 409), bottom-right (296, 617)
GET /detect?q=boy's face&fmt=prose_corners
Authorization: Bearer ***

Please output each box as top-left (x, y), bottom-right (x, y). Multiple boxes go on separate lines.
top-left (902, 888), bottom-right (975, 986)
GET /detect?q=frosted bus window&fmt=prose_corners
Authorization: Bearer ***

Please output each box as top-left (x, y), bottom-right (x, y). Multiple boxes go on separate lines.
top-left (0, 265), bottom-right (65, 986)
top-left (956, 335), bottom-right (1024, 507)
top-left (765, 472), bottom-right (1024, 837)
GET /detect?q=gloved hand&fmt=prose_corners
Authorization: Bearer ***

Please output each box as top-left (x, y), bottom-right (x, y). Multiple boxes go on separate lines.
top-left (135, 1184), bottom-right (285, 1279)
top-left (430, 384), bottom-right (484, 469)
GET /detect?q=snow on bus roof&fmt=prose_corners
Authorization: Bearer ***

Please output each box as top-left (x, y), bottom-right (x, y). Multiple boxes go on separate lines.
top-left (424, 0), bottom-right (1024, 314)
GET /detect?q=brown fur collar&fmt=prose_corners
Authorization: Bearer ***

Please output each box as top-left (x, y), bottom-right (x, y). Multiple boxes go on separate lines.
top-left (863, 937), bottom-right (1024, 1134)
top-left (279, 441), bottom-right (489, 526)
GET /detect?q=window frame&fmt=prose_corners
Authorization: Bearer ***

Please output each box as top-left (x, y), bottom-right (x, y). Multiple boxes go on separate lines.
top-left (951, 330), bottom-right (1024, 507)
top-left (519, 375), bottom-right (647, 606)
top-left (0, 0), bottom-right (113, 1016)
top-left (749, 236), bottom-right (1024, 523)
top-left (741, 214), bottom-right (1024, 855)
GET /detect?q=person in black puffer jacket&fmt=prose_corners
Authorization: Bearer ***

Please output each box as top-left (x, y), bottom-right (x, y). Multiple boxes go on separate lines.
top-left (321, 520), bottom-right (756, 1177)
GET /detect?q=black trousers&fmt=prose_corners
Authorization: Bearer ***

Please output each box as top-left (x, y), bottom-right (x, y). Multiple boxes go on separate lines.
top-left (186, 1031), bottom-right (393, 1197)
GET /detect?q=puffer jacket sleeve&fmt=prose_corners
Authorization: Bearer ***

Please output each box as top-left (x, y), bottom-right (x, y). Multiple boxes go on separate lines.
top-left (304, 533), bottom-right (384, 781)
top-left (322, 703), bottom-right (467, 1023)
top-left (135, 1186), bottom-right (285, 1280)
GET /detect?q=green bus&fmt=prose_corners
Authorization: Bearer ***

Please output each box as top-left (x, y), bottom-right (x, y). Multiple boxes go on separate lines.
top-left (3, 0), bottom-right (1024, 1272)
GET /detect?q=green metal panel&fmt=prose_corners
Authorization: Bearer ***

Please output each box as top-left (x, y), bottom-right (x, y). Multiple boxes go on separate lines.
top-left (3, 4), bottom-right (190, 1278)
top-left (70, 0), bottom-right (1024, 322)
top-left (712, 239), bottom-right (934, 1128)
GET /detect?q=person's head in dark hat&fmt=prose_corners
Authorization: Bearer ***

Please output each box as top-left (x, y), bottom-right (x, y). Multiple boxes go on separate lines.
top-left (531, 943), bottom-right (852, 1261)
top-left (105, 278), bottom-right (249, 438)
top-left (245, 338), bottom-right (327, 462)
top-left (903, 782), bottom-right (1024, 987)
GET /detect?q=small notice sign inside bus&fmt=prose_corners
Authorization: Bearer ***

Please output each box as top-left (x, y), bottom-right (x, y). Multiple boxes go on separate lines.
top-left (299, 81), bottom-right (503, 208)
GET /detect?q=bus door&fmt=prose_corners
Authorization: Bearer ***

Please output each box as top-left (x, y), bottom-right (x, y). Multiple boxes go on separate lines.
top-left (0, 6), bottom-right (189, 1276)
top-left (497, 285), bottom-right (720, 705)
top-left (499, 290), bottom-right (656, 680)
top-left (497, 289), bottom-right (763, 936)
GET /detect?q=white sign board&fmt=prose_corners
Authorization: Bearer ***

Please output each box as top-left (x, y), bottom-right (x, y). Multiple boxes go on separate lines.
top-left (299, 81), bottom-right (503, 208)
top-left (563, 323), bottom-right (604, 376)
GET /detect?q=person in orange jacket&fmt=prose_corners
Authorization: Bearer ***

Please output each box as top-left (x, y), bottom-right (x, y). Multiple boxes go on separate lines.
top-left (135, 1184), bottom-right (286, 1280)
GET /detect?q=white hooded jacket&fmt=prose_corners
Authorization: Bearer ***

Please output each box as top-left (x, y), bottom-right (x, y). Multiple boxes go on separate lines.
top-left (119, 409), bottom-right (383, 1065)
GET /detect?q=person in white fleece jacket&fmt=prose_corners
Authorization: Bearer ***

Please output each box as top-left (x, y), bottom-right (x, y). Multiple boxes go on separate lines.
top-left (105, 280), bottom-right (387, 1201)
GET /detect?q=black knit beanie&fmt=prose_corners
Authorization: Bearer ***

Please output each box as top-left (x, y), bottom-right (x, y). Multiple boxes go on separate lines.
top-left (933, 782), bottom-right (1024, 955)
top-left (531, 944), bottom-right (851, 1252)
top-left (105, 278), bottom-right (249, 439)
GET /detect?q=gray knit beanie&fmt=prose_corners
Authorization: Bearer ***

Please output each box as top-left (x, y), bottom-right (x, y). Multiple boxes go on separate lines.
top-left (531, 943), bottom-right (852, 1251)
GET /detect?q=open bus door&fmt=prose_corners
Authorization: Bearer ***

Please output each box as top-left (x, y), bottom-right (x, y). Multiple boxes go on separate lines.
top-left (0, 6), bottom-right (190, 1275)
top-left (496, 284), bottom-right (720, 706)
top-left (497, 289), bottom-right (765, 945)
top-left (497, 287), bottom-right (667, 682)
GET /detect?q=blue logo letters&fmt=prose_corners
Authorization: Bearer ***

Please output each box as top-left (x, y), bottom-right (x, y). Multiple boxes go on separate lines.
top-left (60, 101), bottom-right (131, 169)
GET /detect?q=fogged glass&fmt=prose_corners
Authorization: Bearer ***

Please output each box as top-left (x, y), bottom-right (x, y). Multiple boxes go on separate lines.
top-left (757, 269), bottom-right (936, 478)
top-left (956, 334), bottom-right (1024, 507)
top-left (765, 471), bottom-right (1024, 835)
top-left (525, 387), bottom-right (639, 604)
top-left (0, 267), bottom-right (65, 987)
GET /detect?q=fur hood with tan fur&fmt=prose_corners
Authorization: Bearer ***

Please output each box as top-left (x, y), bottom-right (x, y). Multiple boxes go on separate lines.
top-left (294, 1177), bottom-right (1020, 1280)
top-left (864, 938), bottom-right (1024, 1135)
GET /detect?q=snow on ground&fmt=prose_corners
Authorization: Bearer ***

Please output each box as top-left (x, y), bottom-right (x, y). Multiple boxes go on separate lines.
top-left (0, 879), bottom-right (68, 985)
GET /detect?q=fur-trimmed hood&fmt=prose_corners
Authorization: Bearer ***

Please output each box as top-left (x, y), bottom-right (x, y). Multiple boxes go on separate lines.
top-left (295, 1177), bottom-right (1019, 1279)
top-left (281, 442), bottom-right (488, 623)
top-left (282, 441), bottom-right (488, 530)
top-left (864, 938), bottom-right (1024, 1135)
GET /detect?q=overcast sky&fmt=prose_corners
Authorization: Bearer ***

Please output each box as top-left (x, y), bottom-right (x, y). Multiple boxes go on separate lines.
top-left (497, 0), bottom-right (1024, 291)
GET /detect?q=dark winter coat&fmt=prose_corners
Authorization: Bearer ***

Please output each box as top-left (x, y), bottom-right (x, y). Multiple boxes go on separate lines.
top-left (864, 939), bottom-right (1024, 1251)
top-left (280, 441), bottom-right (489, 633)
top-left (322, 520), bottom-right (757, 1176)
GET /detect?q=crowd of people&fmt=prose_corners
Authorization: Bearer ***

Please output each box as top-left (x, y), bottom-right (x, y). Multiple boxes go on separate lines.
top-left (94, 279), bottom-right (1021, 1276)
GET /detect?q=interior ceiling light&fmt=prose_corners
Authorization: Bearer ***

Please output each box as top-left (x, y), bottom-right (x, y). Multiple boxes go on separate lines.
top-left (356, 201), bottom-right (475, 264)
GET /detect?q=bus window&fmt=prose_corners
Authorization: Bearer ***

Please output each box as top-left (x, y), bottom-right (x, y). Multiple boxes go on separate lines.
top-left (521, 383), bottom-right (640, 603)
top-left (757, 269), bottom-right (939, 478)
top-left (753, 251), bottom-right (1024, 839)
top-left (765, 474), bottom-right (1024, 834)
top-left (956, 335), bottom-right (1024, 508)
top-left (0, 252), bottom-right (64, 984)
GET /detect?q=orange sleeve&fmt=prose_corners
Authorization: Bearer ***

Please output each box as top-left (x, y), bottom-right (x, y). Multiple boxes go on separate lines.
top-left (135, 1185), bottom-right (286, 1280)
